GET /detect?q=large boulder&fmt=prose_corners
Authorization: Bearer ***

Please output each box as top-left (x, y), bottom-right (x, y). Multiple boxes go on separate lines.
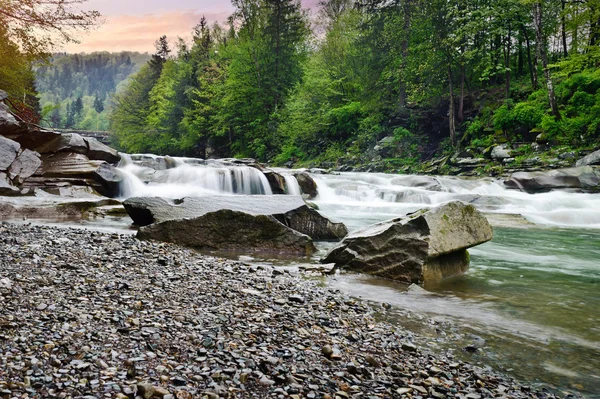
top-left (8, 149), bottom-right (42, 184)
top-left (294, 172), bottom-right (318, 199)
top-left (504, 167), bottom-right (600, 193)
top-left (262, 169), bottom-right (286, 194)
top-left (0, 135), bottom-right (20, 170)
top-left (321, 201), bottom-right (493, 285)
top-left (137, 210), bottom-right (316, 255)
top-left (84, 137), bottom-right (121, 163)
top-left (123, 195), bottom-right (348, 240)
top-left (576, 149), bottom-right (600, 167)
top-left (35, 133), bottom-right (88, 155)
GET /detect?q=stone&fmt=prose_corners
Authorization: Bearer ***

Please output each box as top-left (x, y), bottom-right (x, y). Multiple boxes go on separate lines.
top-left (35, 152), bottom-right (122, 197)
top-left (261, 168), bottom-right (287, 194)
top-left (0, 172), bottom-right (20, 196)
top-left (35, 133), bottom-right (88, 155)
top-left (576, 149), bottom-right (600, 167)
top-left (504, 167), bottom-right (600, 193)
top-left (124, 195), bottom-right (347, 240)
top-left (0, 102), bottom-right (26, 135)
top-left (490, 145), bottom-right (512, 160)
top-left (8, 149), bottom-right (42, 184)
top-left (84, 137), bottom-right (121, 164)
top-left (137, 209), bottom-right (316, 255)
top-left (321, 201), bottom-right (493, 284)
top-left (0, 135), bottom-right (20, 170)
top-left (294, 172), bottom-right (318, 199)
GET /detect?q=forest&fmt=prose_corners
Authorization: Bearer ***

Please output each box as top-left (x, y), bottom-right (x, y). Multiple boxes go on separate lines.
top-left (108, 0), bottom-right (600, 169)
top-left (35, 53), bottom-right (150, 131)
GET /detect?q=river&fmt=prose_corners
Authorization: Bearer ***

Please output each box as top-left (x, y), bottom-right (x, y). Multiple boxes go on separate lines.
top-left (47, 155), bottom-right (600, 396)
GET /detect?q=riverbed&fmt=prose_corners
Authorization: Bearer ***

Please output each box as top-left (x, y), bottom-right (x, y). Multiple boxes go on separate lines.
top-left (5, 156), bottom-right (600, 397)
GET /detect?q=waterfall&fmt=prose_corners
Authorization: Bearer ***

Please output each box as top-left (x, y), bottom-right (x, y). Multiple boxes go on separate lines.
top-left (310, 172), bottom-right (600, 230)
top-left (117, 155), bottom-right (272, 198)
top-left (283, 175), bottom-right (302, 195)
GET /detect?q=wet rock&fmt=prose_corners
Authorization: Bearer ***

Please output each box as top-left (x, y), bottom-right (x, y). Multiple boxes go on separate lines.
top-left (505, 166), bottom-right (600, 193)
top-left (322, 201), bottom-right (493, 284)
top-left (137, 209), bottom-right (316, 255)
top-left (124, 195), bottom-right (347, 240)
top-left (294, 172), bottom-right (318, 199)
top-left (261, 168), bottom-right (287, 194)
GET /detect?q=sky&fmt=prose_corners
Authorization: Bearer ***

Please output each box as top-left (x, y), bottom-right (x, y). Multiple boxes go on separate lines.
top-left (65, 0), bottom-right (319, 53)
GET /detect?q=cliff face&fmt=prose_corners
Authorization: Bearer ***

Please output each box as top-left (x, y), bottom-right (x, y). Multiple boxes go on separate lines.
top-left (0, 91), bottom-right (122, 198)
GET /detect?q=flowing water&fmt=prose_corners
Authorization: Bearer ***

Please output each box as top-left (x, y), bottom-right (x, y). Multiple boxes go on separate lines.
top-left (107, 158), bottom-right (600, 396)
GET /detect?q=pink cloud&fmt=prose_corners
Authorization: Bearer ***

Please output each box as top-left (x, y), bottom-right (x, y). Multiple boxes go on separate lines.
top-left (65, 10), bottom-right (231, 53)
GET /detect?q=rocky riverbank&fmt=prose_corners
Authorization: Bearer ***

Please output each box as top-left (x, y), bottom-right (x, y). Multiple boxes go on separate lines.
top-left (0, 223), bottom-right (570, 399)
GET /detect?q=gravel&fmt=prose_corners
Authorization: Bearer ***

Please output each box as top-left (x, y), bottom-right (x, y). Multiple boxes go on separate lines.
top-left (0, 223), bottom-right (567, 399)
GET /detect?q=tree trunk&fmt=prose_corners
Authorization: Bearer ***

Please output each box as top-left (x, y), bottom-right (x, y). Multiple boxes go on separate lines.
top-left (399, 0), bottom-right (412, 109)
top-left (458, 60), bottom-right (465, 123)
top-left (504, 26), bottom-right (512, 99)
top-left (561, 0), bottom-right (568, 57)
top-left (448, 65), bottom-right (456, 147)
top-left (534, 2), bottom-right (561, 120)
top-left (518, 31), bottom-right (524, 76)
top-left (523, 25), bottom-right (537, 89)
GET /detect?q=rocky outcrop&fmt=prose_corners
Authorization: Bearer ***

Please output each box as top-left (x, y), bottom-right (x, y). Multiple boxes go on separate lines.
top-left (123, 195), bottom-right (348, 240)
top-left (262, 169), bottom-right (287, 194)
top-left (321, 201), bottom-right (493, 285)
top-left (576, 149), bottom-right (600, 167)
top-left (504, 166), bottom-right (600, 193)
top-left (294, 172), bottom-right (318, 199)
top-left (0, 96), bottom-right (122, 197)
top-left (137, 210), bottom-right (316, 255)
top-left (84, 137), bottom-right (120, 163)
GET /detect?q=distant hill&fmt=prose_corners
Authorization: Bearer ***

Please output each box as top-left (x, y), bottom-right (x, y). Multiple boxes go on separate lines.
top-left (36, 52), bottom-right (151, 131)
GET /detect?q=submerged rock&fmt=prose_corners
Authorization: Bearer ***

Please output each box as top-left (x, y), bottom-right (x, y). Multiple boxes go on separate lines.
top-left (294, 172), bottom-right (318, 199)
top-left (124, 195), bottom-right (347, 240)
top-left (504, 166), bottom-right (600, 193)
top-left (137, 209), bottom-right (316, 255)
top-left (321, 201), bottom-right (493, 284)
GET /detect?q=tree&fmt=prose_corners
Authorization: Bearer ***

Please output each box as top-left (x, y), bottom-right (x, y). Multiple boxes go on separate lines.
top-left (0, 0), bottom-right (100, 58)
top-left (93, 95), bottom-right (104, 113)
top-left (533, 1), bottom-right (561, 120)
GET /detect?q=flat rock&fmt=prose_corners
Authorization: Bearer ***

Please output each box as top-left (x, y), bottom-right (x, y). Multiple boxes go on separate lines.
top-left (137, 209), bottom-right (316, 255)
top-left (504, 166), bottom-right (600, 193)
top-left (124, 195), bottom-right (347, 240)
top-left (321, 201), bottom-right (493, 284)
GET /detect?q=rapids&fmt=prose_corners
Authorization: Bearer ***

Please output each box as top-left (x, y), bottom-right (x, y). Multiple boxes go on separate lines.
top-left (114, 156), bottom-right (599, 396)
